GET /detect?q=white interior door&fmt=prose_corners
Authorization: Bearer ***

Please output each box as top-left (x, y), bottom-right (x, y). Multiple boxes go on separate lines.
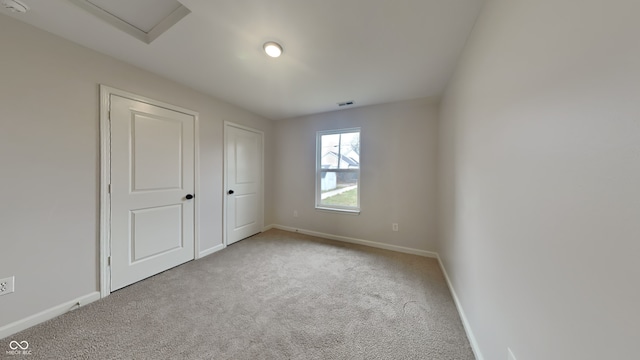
top-left (110, 94), bottom-right (195, 291)
top-left (225, 123), bottom-right (263, 245)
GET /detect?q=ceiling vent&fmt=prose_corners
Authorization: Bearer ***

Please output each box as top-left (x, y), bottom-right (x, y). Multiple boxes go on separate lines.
top-left (338, 101), bottom-right (355, 107)
top-left (68, 0), bottom-right (190, 44)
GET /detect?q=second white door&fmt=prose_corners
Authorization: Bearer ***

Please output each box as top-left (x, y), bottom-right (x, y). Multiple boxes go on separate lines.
top-left (225, 123), bottom-right (263, 245)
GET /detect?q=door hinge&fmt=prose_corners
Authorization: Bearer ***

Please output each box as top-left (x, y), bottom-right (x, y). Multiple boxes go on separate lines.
top-left (107, 256), bottom-right (111, 266)
top-left (108, 110), bottom-right (111, 120)
top-left (108, 184), bottom-right (111, 193)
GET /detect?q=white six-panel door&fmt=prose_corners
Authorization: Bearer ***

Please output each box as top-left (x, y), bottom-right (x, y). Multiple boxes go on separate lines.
top-left (225, 123), bottom-right (263, 245)
top-left (110, 94), bottom-right (195, 291)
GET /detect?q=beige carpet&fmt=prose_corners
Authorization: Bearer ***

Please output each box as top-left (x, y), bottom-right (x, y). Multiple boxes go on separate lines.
top-left (2, 229), bottom-right (474, 359)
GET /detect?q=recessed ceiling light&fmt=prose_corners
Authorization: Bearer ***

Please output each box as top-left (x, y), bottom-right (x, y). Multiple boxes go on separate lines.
top-left (263, 42), bottom-right (283, 58)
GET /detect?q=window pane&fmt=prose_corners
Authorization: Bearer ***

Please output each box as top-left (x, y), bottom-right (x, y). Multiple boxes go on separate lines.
top-left (316, 128), bottom-right (360, 212)
top-left (320, 171), bottom-right (358, 207)
top-left (320, 132), bottom-right (360, 170)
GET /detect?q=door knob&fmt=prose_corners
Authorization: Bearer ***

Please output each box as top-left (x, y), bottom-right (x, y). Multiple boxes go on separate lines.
top-left (185, 194), bottom-right (194, 200)
top-left (228, 190), bottom-right (235, 195)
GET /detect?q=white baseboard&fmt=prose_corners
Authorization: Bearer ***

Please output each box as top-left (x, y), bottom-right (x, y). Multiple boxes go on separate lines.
top-left (268, 224), bottom-right (438, 258)
top-left (0, 291), bottom-right (100, 340)
top-left (198, 243), bottom-right (225, 258)
top-left (262, 224), bottom-right (274, 232)
top-left (436, 255), bottom-right (484, 360)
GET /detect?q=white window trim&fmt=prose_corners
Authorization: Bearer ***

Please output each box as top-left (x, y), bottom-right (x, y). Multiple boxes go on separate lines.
top-left (315, 127), bottom-right (361, 214)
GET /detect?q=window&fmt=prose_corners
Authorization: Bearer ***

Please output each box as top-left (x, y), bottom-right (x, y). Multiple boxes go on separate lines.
top-left (316, 128), bottom-right (360, 213)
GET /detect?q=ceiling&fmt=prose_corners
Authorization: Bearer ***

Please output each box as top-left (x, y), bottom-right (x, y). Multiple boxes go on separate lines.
top-left (1, 0), bottom-right (485, 120)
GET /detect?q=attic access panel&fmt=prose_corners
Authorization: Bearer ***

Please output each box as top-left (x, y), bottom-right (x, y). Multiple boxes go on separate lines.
top-left (69, 0), bottom-right (190, 44)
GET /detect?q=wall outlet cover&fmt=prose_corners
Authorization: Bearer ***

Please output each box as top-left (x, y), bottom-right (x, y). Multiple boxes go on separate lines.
top-left (0, 276), bottom-right (15, 296)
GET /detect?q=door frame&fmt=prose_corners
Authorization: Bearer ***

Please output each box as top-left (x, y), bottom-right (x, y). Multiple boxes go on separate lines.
top-left (99, 85), bottom-right (200, 298)
top-left (223, 121), bottom-right (265, 247)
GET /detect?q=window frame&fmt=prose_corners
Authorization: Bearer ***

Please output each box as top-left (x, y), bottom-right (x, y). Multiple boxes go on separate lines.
top-left (315, 127), bottom-right (361, 214)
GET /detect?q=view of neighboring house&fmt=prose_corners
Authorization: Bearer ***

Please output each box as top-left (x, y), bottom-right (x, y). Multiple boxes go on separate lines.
top-left (322, 150), bottom-right (360, 170)
top-left (319, 131), bottom-right (360, 193)
top-left (320, 150), bottom-right (359, 191)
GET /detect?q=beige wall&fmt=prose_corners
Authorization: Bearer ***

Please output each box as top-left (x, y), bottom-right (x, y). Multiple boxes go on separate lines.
top-left (273, 98), bottom-right (439, 252)
top-left (0, 15), bottom-right (274, 328)
top-left (437, 0), bottom-right (640, 359)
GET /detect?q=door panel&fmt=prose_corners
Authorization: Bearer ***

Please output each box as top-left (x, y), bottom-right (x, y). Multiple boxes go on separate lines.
top-left (235, 194), bottom-right (257, 228)
top-left (226, 124), bottom-right (263, 245)
top-left (131, 114), bottom-right (183, 191)
top-left (130, 205), bottom-right (183, 263)
top-left (110, 95), bottom-right (194, 291)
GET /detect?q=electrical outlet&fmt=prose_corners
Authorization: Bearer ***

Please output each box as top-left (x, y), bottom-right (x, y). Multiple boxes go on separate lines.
top-left (293, 210), bottom-right (298, 218)
top-left (0, 276), bottom-right (15, 296)
top-left (507, 347), bottom-right (517, 360)
top-left (392, 223), bottom-right (399, 232)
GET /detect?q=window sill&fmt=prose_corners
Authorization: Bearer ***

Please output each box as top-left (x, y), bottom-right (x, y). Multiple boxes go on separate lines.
top-left (315, 207), bottom-right (361, 215)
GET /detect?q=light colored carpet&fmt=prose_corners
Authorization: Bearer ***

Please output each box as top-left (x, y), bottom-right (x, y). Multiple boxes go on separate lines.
top-left (2, 229), bottom-right (475, 359)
